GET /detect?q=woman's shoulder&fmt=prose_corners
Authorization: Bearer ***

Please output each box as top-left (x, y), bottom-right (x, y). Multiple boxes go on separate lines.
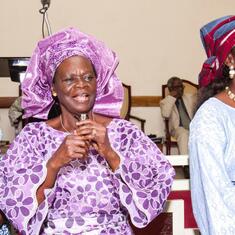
top-left (190, 98), bottom-right (227, 132)
top-left (109, 118), bottom-right (139, 129)
top-left (190, 98), bottom-right (230, 145)
top-left (19, 121), bottom-right (64, 140)
top-left (108, 118), bottom-right (144, 141)
top-left (21, 121), bottom-right (48, 135)
top-left (95, 114), bottom-right (142, 135)
top-left (195, 97), bottom-right (225, 116)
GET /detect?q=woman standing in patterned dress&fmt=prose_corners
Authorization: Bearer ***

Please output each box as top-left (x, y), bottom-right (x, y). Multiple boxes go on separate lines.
top-left (0, 28), bottom-right (175, 235)
top-left (189, 16), bottom-right (235, 235)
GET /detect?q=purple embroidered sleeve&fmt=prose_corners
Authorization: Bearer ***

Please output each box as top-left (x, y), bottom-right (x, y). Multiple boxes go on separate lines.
top-left (110, 120), bottom-right (175, 228)
top-left (0, 124), bottom-right (56, 235)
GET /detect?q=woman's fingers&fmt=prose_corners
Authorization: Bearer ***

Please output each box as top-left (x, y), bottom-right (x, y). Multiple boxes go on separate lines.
top-left (70, 144), bottom-right (89, 158)
top-left (74, 120), bottom-right (113, 158)
top-left (75, 121), bottom-right (106, 142)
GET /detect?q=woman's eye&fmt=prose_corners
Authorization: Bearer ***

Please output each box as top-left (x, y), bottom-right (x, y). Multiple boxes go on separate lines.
top-left (83, 75), bottom-right (94, 82)
top-left (64, 77), bottom-right (74, 83)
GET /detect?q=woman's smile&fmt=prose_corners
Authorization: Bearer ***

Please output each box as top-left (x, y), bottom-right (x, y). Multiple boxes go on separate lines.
top-left (73, 93), bottom-right (90, 103)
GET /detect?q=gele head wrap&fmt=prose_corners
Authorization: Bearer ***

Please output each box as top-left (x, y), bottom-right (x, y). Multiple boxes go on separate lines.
top-left (21, 27), bottom-right (123, 119)
top-left (199, 15), bottom-right (235, 87)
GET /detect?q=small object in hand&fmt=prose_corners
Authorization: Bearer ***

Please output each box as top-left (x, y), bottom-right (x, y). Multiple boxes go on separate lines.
top-left (74, 113), bottom-right (88, 121)
top-left (80, 113), bottom-right (87, 121)
top-left (92, 129), bottom-right (97, 138)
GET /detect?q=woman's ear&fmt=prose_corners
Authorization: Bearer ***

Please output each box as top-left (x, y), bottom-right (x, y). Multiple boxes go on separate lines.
top-left (225, 53), bottom-right (235, 79)
top-left (51, 86), bottom-right (57, 97)
top-left (224, 53), bottom-right (235, 67)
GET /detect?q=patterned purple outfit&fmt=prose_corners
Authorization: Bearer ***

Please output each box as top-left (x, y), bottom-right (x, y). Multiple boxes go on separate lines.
top-left (0, 119), bottom-right (174, 235)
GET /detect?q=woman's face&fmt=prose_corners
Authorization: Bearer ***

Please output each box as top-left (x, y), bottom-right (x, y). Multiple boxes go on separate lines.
top-left (53, 55), bottom-right (97, 115)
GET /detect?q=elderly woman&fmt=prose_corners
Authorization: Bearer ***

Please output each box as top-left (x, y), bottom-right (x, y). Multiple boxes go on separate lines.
top-left (0, 28), bottom-right (175, 235)
top-left (189, 16), bottom-right (235, 235)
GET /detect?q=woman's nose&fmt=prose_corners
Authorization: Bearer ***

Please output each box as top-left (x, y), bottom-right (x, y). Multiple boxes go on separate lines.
top-left (75, 77), bottom-right (86, 87)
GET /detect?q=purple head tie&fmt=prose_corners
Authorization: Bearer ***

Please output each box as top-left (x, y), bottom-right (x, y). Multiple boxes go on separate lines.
top-left (21, 27), bottom-right (124, 119)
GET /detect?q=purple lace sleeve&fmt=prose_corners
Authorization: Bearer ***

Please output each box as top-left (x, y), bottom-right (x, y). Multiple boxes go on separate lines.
top-left (110, 120), bottom-right (175, 228)
top-left (0, 125), bottom-right (56, 235)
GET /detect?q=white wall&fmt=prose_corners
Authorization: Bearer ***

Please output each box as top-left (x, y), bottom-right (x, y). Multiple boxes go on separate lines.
top-left (0, 0), bottom-right (234, 140)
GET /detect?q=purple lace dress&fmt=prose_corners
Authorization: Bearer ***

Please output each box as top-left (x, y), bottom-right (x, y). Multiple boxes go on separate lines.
top-left (0, 119), bottom-right (175, 235)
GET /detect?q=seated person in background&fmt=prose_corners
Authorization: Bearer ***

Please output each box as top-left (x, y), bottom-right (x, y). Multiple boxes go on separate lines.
top-left (0, 27), bottom-right (175, 234)
top-left (160, 76), bottom-right (196, 155)
top-left (8, 96), bottom-right (23, 137)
